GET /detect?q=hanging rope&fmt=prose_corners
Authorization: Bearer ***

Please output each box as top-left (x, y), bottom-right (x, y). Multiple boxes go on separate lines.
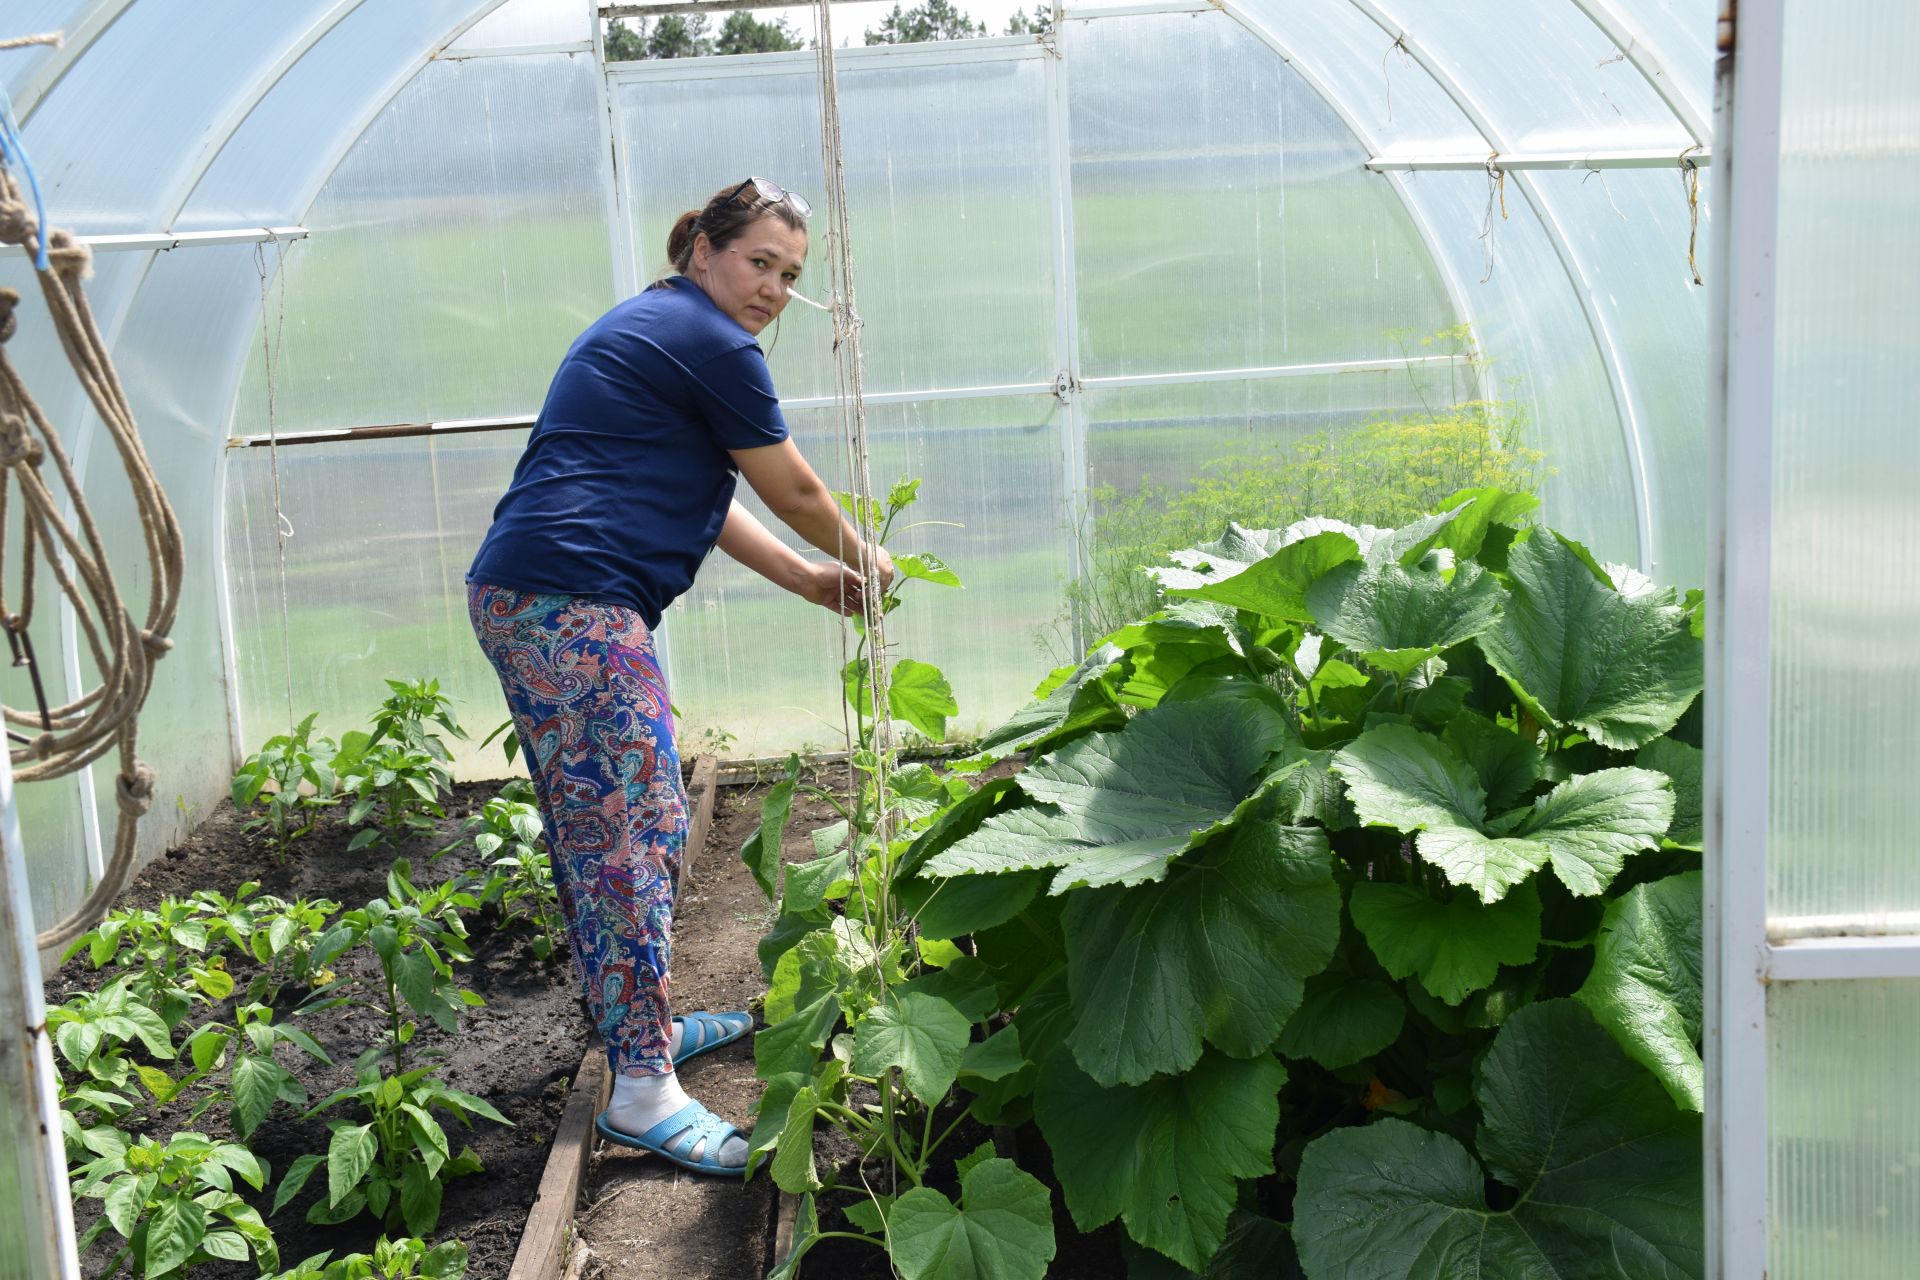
top-left (0, 137), bottom-right (183, 951)
top-left (1679, 144), bottom-right (1704, 287)
top-left (253, 237), bottom-right (298, 735)
top-left (813, 0), bottom-right (898, 937)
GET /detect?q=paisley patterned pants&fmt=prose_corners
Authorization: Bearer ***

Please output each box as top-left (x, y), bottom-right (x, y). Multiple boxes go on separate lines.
top-left (468, 582), bottom-right (687, 1076)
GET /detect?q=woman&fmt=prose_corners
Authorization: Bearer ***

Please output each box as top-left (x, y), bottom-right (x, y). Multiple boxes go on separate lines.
top-left (467, 178), bottom-right (890, 1176)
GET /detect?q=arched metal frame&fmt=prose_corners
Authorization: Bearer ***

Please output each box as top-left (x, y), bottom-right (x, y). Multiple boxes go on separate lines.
top-left (0, 0), bottom-right (1712, 898)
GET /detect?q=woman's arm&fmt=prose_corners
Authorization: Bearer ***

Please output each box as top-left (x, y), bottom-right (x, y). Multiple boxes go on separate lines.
top-left (729, 439), bottom-right (894, 587)
top-left (716, 499), bottom-right (867, 616)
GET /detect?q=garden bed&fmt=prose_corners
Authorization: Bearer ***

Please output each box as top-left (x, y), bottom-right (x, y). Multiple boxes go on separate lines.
top-left (45, 778), bottom-right (590, 1279)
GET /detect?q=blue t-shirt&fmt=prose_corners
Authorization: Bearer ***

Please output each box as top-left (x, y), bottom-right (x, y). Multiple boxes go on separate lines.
top-left (468, 278), bottom-right (789, 627)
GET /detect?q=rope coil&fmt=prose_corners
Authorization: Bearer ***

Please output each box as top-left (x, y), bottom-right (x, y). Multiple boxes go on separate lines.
top-left (0, 151), bottom-right (183, 950)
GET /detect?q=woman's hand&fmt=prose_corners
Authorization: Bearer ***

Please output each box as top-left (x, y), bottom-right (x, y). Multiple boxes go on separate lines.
top-left (799, 561), bottom-right (867, 616)
top-left (867, 544), bottom-right (895, 591)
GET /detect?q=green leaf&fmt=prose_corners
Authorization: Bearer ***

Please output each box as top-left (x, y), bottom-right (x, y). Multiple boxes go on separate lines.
top-left (1149, 523), bottom-right (1298, 588)
top-left (741, 772), bottom-right (797, 901)
top-left (966, 645), bottom-right (1125, 765)
top-left (755, 992), bottom-right (839, 1080)
top-left (272, 1152), bottom-right (325, 1216)
top-left (852, 992), bottom-right (972, 1104)
top-left (400, 1161), bottom-right (444, 1236)
top-left (1037, 1049), bottom-right (1285, 1272)
top-left (1333, 723), bottom-right (1488, 840)
top-left (1306, 559), bottom-right (1503, 676)
top-left (1274, 973), bottom-right (1406, 1071)
top-left (899, 869), bottom-right (1044, 941)
top-left (421, 1241), bottom-right (470, 1279)
top-left (781, 851), bottom-right (852, 915)
top-left (1637, 738), bottom-right (1703, 850)
top-left (231, 1054), bottom-right (287, 1139)
top-left (1064, 822), bottom-right (1339, 1086)
top-left (887, 659), bottom-right (960, 740)
top-left (888, 1158), bottom-right (1057, 1280)
top-left (1165, 529), bottom-right (1362, 622)
top-left (960, 1025), bottom-right (1027, 1083)
top-left (1120, 1210), bottom-right (1300, 1279)
top-left (1477, 532), bottom-right (1704, 749)
top-left (198, 1230), bottom-right (251, 1263)
top-left (1294, 1000), bottom-right (1702, 1279)
top-left (1442, 711), bottom-right (1543, 813)
top-left (1501, 767), bottom-right (1675, 896)
top-left (896, 552), bottom-right (962, 587)
top-left (327, 1123), bottom-right (378, 1208)
top-left (103, 1172), bottom-right (155, 1239)
top-left (900, 777), bottom-right (1025, 880)
top-left (1433, 487), bottom-right (1540, 559)
top-left (142, 1197), bottom-right (208, 1277)
top-left (771, 1081), bottom-right (826, 1193)
top-left (1351, 880), bottom-right (1540, 1005)
top-left (1577, 871), bottom-right (1704, 1112)
top-left (926, 696), bottom-right (1298, 893)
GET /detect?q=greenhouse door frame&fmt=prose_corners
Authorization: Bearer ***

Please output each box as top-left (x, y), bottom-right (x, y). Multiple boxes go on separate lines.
top-left (1706, 0), bottom-right (1920, 1273)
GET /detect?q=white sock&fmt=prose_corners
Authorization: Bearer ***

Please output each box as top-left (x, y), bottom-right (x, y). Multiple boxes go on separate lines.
top-left (606, 1070), bottom-right (748, 1167)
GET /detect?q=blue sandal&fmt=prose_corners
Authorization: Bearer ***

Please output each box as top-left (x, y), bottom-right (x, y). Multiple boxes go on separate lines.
top-left (674, 1010), bottom-right (753, 1065)
top-left (596, 1100), bottom-right (746, 1177)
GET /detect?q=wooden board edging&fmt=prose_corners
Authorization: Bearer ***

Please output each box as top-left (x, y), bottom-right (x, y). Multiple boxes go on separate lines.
top-left (506, 1047), bottom-right (611, 1280)
top-left (679, 755), bottom-right (719, 888)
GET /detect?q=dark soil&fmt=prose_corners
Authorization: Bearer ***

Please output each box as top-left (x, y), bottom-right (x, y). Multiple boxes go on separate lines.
top-left (575, 764), bottom-right (1129, 1280)
top-left (45, 779), bottom-right (590, 1280)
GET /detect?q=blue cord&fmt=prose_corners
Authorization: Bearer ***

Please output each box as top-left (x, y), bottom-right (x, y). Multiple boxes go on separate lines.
top-left (0, 81), bottom-right (51, 272)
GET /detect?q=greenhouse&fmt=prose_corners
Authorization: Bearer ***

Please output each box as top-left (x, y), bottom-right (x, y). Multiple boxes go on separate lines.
top-left (0, 0), bottom-right (1913, 1275)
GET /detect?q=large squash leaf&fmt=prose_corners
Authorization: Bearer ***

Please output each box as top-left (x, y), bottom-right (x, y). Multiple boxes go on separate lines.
top-left (1636, 738), bottom-right (1703, 850)
top-left (1147, 523), bottom-right (1301, 590)
top-left (1294, 1000), bottom-right (1702, 1279)
top-left (1037, 1048), bottom-right (1285, 1273)
top-left (1275, 972), bottom-right (1406, 1071)
top-left (1165, 530), bottom-right (1361, 623)
top-left (1576, 871), bottom-right (1704, 1112)
top-left (1305, 559), bottom-right (1504, 676)
top-left (1349, 882), bottom-right (1540, 1006)
top-left (1476, 532), bottom-right (1703, 749)
top-left (1063, 821), bottom-right (1340, 1085)
top-left (924, 697), bottom-right (1297, 893)
top-left (888, 1158), bottom-right (1057, 1280)
top-left (964, 644), bottom-right (1126, 767)
top-left (1333, 725), bottom-right (1673, 902)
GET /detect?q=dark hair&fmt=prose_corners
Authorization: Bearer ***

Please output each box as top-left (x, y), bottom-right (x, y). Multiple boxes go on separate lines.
top-left (664, 180), bottom-right (807, 278)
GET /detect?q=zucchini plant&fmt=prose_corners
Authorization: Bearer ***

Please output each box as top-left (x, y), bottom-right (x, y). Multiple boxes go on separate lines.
top-left (759, 488), bottom-right (1709, 1279)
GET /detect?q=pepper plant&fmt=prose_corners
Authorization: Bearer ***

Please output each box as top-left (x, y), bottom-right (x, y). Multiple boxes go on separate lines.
top-left (759, 488), bottom-right (1710, 1278)
top-left (71, 1131), bottom-right (279, 1279)
top-left (274, 1064), bottom-right (503, 1237)
top-left (457, 780), bottom-right (562, 961)
top-left (366, 676), bottom-right (468, 763)
top-left (340, 742), bottom-right (453, 853)
top-left (62, 898), bottom-right (235, 1029)
top-left (268, 1237), bottom-right (468, 1280)
top-left (301, 860), bottom-right (483, 1073)
top-left (231, 712), bottom-right (338, 861)
top-left (167, 1002), bottom-right (335, 1138)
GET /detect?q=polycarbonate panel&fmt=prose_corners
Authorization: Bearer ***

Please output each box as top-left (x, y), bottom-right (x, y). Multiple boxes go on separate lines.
top-left (21, 0), bottom-right (353, 233)
top-left (1064, 13), bottom-right (1454, 378)
top-left (1599, 0), bottom-right (1718, 132)
top-left (0, 0), bottom-right (92, 101)
top-left (1767, 0), bottom-right (1920, 925)
top-left (66, 244), bottom-right (266, 888)
top-left (181, 0), bottom-right (504, 230)
top-left (231, 52), bottom-right (614, 434)
top-left (1769, 981), bottom-right (1920, 1275)
top-left (666, 395), bottom-right (1071, 756)
top-left (615, 51), bottom-right (1055, 400)
top-left (1228, 0), bottom-right (1483, 157)
top-left (1363, 0), bottom-right (1693, 153)
top-left (226, 430), bottom-right (528, 778)
top-left (448, 0), bottom-right (589, 50)
top-left (1534, 165), bottom-right (1708, 588)
top-left (1394, 168), bottom-right (1639, 565)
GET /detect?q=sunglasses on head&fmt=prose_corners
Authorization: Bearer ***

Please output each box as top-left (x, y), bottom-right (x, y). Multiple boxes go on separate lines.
top-left (725, 176), bottom-right (812, 219)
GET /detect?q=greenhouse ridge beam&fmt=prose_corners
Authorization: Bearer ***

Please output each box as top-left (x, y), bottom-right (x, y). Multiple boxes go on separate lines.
top-left (1368, 148), bottom-right (1712, 172)
top-left (600, 0), bottom-right (867, 15)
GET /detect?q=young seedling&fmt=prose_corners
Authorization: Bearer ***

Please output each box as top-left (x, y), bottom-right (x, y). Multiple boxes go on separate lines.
top-left (232, 713), bottom-right (339, 862)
